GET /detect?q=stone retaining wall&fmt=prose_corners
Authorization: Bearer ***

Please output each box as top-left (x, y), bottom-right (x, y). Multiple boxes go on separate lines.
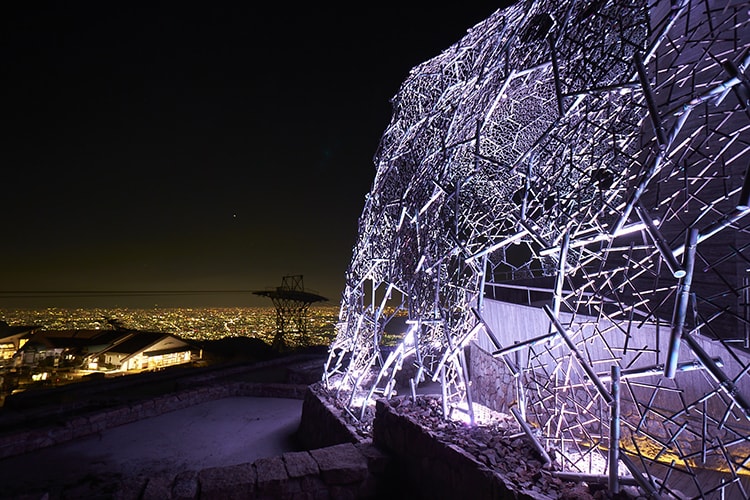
top-left (372, 398), bottom-right (526, 500)
top-left (468, 341), bottom-right (517, 413)
top-left (116, 441), bottom-right (389, 500)
top-left (3, 382), bottom-right (396, 499)
top-left (296, 382), bottom-right (366, 450)
top-left (2, 372), bottom-right (583, 499)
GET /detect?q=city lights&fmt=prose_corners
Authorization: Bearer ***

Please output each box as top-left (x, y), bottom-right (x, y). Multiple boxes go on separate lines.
top-left (0, 306), bottom-right (339, 346)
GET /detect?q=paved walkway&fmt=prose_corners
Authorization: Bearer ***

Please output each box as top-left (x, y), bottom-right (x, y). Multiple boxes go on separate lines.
top-left (0, 396), bottom-right (303, 498)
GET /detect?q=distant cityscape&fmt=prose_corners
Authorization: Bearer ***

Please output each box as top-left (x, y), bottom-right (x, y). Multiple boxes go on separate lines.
top-left (0, 305), bottom-right (341, 347)
top-left (0, 306), bottom-right (341, 402)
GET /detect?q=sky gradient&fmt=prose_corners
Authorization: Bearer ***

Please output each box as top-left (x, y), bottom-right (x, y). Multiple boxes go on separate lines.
top-left (3, 3), bottom-right (506, 308)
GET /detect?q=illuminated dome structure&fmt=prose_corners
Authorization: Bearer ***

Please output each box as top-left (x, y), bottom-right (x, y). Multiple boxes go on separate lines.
top-left (324, 0), bottom-right (750, 497)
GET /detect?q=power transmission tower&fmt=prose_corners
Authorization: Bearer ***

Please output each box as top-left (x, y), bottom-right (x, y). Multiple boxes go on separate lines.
top-left (254, 275), bottom-right (327, 350)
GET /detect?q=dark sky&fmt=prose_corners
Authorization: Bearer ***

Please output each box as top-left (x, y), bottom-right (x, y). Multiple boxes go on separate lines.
top-left (2, 3), bottom-right (506, 309)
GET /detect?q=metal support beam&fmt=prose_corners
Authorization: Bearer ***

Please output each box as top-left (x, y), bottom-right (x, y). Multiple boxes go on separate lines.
top-left (609, 365), bottom-right (621, 495)
top-left (634, 51), bottom-right (668, 147)
top-left (683, 332), bottom-right (750, 420)
top-left (511, 407), bottom-right (552, 468)
top-left (665, 228), bottom-right (698, 378)
top-left (634, 202), bottom-right (684, 278)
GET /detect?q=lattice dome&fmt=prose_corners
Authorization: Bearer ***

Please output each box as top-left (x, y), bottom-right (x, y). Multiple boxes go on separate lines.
top-left (324, 0), bottom-right (750, 497)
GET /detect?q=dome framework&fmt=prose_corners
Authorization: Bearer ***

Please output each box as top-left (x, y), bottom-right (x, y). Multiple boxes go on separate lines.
top-left (324, 0), bottom-right (750, 497)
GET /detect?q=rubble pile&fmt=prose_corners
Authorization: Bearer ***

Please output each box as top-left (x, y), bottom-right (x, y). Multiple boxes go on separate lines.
top-left (384, 395), bottom-right (645, 500)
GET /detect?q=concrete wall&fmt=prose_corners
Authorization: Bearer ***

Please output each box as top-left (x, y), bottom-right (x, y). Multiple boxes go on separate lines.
top-left (472, 299), bottom-right (750, 435)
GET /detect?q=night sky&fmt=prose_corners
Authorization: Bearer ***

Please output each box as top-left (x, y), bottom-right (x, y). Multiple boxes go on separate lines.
top-left (3, 3), bottom-right (507, 308)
